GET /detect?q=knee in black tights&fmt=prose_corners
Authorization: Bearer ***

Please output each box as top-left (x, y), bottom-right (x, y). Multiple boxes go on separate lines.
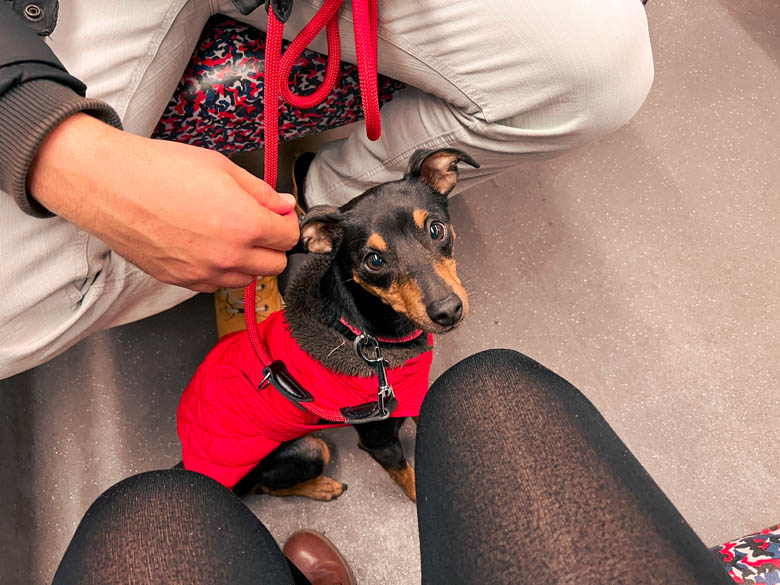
top-left (419, 348), bottom-right (567, 422)
top-left (53, 469), bottom-right (295, 585)
top-left (415, 349), bottom-right (732, 585)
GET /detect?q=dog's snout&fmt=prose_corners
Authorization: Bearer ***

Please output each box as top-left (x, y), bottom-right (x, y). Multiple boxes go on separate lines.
top-left (427, 294), bottom-right (463, 327)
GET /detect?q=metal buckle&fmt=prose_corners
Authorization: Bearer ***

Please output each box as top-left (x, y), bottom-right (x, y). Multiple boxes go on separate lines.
top-left (342, 333), bottom-right (398, 424)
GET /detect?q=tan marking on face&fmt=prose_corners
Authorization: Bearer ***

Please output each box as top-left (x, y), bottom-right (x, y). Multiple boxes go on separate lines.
top-left (434, 258), bottom-right (469, 318)
top-left (387, 462), bottom-right (416, 502)
top-left (413, 209), bottom-right (429, 229)
top-left (353, 272), bottom-right (431, 327)
top-left (366, 232), bottom-right (387, 251)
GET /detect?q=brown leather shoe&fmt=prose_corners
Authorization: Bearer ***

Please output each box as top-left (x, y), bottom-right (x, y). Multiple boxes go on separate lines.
top-left (283, 530), bottom-right (357, 585)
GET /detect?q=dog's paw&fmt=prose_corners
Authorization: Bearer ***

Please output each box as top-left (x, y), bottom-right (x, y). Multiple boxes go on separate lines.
top-left (388, 463), bottom-right (416, 502)
top-left (267, 476), bottom-right (347, 501)
top-left (295, 476), bottom-right (347, 501)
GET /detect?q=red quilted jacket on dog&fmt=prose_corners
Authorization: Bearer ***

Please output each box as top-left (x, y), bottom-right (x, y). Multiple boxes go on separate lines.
top-left (177, 310), bottom-right (433, 489)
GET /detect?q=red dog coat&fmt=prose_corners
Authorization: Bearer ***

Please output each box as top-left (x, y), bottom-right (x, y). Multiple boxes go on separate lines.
top-left (178, 310), bottom-right (433, 489)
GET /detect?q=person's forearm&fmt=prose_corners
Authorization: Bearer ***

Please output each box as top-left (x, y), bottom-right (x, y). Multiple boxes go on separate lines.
top-left (26, 113), bottom-right (122, 222)
top-left (0, 83), bottom-right (122, 216)
top-left (0, 1), bottom-right (122, 217)
top-left (26, 113), bottom-right (299, 291)
top-left (3, 0), bottom-right (298, 290)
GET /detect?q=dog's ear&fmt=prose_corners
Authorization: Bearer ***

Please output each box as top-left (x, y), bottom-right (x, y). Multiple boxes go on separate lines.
top-left (299, 205), bottom-right (344, 254)
top-left (405, 148), bottom-right (480, 196)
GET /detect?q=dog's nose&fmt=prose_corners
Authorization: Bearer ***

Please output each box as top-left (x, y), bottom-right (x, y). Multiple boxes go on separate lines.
top-left (427, 294), bottom-right (463, 327)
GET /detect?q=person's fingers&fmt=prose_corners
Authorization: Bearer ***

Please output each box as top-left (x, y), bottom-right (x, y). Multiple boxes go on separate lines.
top-left (185, 271), bottom-right (257, 293)
top-left (246, 206), bottom-right (300, 251)
top-left (233, 247), bottom-right (289, 277)
top-left (189, 282), bottom-right (220, 293)
top-left (213, 272), bottom-right (257, 289)
top-left (221, 161), bottom-right (300, 250)
top-left (226, 162), bottom-right (297, 215)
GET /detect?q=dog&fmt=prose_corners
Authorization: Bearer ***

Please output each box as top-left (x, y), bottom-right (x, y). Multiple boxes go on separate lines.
top-left (177, 147), bottom-right (478, 502)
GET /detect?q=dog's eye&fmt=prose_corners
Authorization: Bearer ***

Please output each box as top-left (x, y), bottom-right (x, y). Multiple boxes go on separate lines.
top-left (365, 252), bottom-right (385, 270)
top-left (429, 221), bottom-right (446, 241)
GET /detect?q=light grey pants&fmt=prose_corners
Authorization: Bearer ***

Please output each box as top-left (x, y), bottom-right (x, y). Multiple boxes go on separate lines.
top-left (0, 0), bottom-right (653, 379)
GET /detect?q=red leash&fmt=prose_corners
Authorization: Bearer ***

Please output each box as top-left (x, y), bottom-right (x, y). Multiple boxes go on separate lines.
top-left (244, 0), bottom-right (382, 367)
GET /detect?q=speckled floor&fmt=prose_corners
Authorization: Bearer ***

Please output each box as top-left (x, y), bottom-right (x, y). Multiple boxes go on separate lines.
top-left (2, 1), bottom-right (779, 583)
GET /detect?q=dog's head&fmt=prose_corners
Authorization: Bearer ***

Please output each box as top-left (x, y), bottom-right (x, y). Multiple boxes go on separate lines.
top-left (299, 148), bottom-right (478, 333)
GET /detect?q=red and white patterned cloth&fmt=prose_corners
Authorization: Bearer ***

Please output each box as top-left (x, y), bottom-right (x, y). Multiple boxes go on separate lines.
top-left (152, 16), bottom-right (405, 155)
top-left (713, 525), bottom-right (780, 584)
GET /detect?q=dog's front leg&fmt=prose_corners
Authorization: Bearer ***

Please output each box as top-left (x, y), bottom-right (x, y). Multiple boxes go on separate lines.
top-left (354, 417), bottom-right (416, 502)
top-left (233, 436), bottom-right (346, 501)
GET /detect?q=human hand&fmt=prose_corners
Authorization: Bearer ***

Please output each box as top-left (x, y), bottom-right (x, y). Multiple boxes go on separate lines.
top-left (27, 113), bottom-right (299, 292)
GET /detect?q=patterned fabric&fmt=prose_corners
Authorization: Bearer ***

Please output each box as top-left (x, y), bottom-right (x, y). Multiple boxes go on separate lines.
top-left (152, 15), bottom-right (406, 154)
top-left (713, 525), bottom-right (780, 584)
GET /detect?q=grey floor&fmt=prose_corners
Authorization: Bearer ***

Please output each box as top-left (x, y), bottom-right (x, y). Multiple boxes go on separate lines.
top-left (2, 0), bottom-right (780, 583)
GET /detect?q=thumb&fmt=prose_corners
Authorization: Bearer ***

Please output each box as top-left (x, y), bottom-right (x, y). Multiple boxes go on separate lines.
top-left (227, 162), bottom-right (296, 214)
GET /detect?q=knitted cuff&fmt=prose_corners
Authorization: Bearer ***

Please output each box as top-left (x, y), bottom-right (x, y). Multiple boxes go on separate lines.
top-left (0, 79), bottom-right (122, 217)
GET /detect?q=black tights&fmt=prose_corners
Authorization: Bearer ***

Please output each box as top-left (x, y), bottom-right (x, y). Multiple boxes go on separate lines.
top-left (52, 350), bottom-right (732, 585)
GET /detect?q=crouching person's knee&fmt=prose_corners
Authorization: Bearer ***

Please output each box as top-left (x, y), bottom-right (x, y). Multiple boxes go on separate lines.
top-left (575, 4), bottom-right (655, 140)
top-left (500, 2), bottom-right (654, 149)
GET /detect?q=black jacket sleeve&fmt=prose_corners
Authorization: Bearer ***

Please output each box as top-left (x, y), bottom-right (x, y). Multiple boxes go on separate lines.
top-left (0, 1), bottom-right (122, 217)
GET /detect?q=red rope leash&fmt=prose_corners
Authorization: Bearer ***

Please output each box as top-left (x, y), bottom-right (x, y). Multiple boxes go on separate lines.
top-left (351, 0), bottom-right (381, 140)
top-left (280, 0), bottom-right (341, 109)
top-left (244, 0), bottom-right (382, 367)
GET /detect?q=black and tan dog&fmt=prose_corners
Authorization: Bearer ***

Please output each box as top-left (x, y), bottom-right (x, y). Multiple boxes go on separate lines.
top-left (178, 148), bottom-right (477, 502)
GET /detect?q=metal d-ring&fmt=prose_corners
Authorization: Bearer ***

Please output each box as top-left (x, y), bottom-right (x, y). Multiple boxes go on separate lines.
top-left (353, 332), bottom-right (382, 364)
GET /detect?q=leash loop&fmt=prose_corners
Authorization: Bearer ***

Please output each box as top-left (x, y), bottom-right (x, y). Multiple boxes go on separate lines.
top-left (279, 0), bottom-right (342, 109)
